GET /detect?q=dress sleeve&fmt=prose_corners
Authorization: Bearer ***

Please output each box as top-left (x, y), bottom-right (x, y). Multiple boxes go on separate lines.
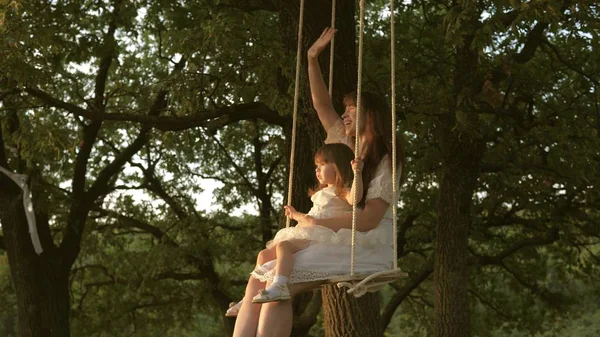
top-left (365, 156), bottom-right (400, 204)
top-left (324, 118), bottom-right (346, 145)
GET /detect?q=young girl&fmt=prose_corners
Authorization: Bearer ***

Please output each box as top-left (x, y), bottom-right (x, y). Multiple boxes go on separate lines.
top-left (226, 143), bottom-right (363, 315)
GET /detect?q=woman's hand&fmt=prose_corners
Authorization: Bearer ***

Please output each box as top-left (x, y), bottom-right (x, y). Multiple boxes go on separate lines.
top-left (307, 27), bottom-right (336, 59)
top-left (351, 158), bottom-right (364, 175)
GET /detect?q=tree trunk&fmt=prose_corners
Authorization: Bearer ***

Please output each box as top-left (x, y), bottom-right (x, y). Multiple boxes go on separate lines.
top-left (433, 139), bottom-right (483, 337)
top-left (433, 13), bottom-right (484, 336)
top-left (0, 181), bottom-right (71, 337)
top-left (322, 285), bottom-right (382, 337)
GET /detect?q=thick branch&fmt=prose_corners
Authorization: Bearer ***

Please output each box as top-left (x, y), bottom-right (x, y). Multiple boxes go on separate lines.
top-left (0, 117), bottom-right (7, 168)
top-left (500, 262), bottom-right (565, 305)
top-left (397, 213), bottom-right (419, 257)
top-left (61, 68), bottom-right (176, 266)
top-left (491, 9), bottom-right (519, 28)
top-left (76, 264), bottom-right (208, 287)
top-left (96, 208), bottom-right (232, 307)
top-left (99, 210), bottom-right (179, 246)
top-left (513, 21), bottom-right (549, 64)
top-left (26, 88), bottom-right (286, 130)
top-left (205, 105), bottom-right (287, 132)
top-left (94, 3), bottom-right (119, 111)
top-left (84, 70), bottom-right (177, 204)
top-left (380, 259), bottom-right (434, 329)
top-left (59, 0), bottom-right (123, 267)
top-left (542, 39), bottom-right (600, 86)
top-left (468, 289), bottom-right (516, 321)
top-left (154, 271), bottom-right (207, 281)
top-left (265, 156), bottom-right (283, 182)
top-left (134, 162), bottom-right (187, 219)
top-left (210, 134), bottom-right (258, 195)
top-left (0, 89), bottom-right (21, 103)
top-left (0, 235), bottom-right (4, 251)
top-left (475, 227), bottom-right (559, 266)
top-left (216, 0), bottom-right (277, 12)
top-left (25, 87), bottom-right (89, 116)
top-left (490, 0), bottom-right (573, 85)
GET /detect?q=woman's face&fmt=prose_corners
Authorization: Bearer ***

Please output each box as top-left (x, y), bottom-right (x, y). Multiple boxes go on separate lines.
top-left (341, 105), bottom-right (357, 137)
top-left (315, 161), bottom-right (336, 185)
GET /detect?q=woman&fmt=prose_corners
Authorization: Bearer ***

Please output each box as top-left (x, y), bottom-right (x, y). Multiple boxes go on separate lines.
top-left (233, 27), bottom-right (405, 337)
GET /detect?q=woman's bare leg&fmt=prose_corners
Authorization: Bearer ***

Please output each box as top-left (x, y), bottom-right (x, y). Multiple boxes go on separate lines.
top-left (232, 276), bottom-right (265, 337)
top-left (256, 282), bottom-right (322, 337)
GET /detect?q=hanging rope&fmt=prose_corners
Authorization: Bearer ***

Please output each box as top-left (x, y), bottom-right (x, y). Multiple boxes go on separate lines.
top-left (328, 0), bottom-right (336, 96)
top-left (329, 0), bottom-right (409, 296)
top-left (351, 0), bottom-right (366, 276)
top-left (390, 0), bottom-right (399, 270)
top-left (285, 0), bottom-right (306, 228)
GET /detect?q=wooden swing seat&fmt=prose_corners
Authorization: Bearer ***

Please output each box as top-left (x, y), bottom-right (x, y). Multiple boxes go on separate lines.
top-left (323, 269), bottom-right (409, 297)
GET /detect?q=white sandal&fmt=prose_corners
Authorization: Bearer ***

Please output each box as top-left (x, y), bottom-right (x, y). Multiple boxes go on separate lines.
top-left (225, 301), bottom-right (243, 317)
top-left (251, 283), bottom-right (291, 303)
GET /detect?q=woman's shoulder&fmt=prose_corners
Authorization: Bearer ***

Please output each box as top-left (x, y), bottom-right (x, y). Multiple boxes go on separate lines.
top-left (373, 155), bottom-right (392, 176)
top-left (324, 118), bottom-right (352, 147)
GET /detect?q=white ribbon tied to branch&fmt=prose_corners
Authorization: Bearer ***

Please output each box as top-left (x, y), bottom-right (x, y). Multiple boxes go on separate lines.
top-left (0, 166), bottom-right (43, 254)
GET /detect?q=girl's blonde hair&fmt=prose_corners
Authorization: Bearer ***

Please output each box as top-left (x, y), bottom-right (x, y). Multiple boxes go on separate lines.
top-left (309, 143), bottom-right (354, 199)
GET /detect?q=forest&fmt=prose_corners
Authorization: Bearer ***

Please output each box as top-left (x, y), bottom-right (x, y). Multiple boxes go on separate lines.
top-left (0, 0), bottom-right (599, 336)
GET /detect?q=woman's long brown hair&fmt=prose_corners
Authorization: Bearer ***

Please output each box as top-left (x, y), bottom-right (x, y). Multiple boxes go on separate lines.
top-left (309, 143), bottom-right (355, 200)
top-left (343, 91), bottom-right (406, 207)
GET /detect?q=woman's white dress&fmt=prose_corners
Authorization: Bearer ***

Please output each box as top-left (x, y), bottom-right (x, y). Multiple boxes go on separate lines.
top-left (252, 119), bottom-right (400, 284)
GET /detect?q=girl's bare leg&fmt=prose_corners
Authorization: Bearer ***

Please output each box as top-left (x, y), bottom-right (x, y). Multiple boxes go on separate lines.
top-left (274, 240), bottom-right (308, 278)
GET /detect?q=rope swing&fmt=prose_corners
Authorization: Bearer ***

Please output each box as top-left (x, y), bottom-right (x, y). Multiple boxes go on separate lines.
top-left (285, 0), bottom-right (306, 228)
top-left (286, 0), bottom-right (408, 296)
top-left (335, 0), bottom-right (407, 297)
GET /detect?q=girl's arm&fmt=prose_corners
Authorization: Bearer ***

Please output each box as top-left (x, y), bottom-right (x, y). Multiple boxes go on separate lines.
top-left (309, 198), bottom-right (389, 232)
top-left (345, 158), bottom-right (364, 205)
top-left (307, 27), bottom-right (339, 131)
top-left (284, 205), bottom-right (309, 224)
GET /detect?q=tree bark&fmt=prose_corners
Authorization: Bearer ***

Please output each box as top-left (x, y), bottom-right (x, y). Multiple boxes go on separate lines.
top-left (0, 180), bottom-right (71, 337)
top-left (322, 285), bottom-right (382, 337)
top-left (433, 10), bottom-right (485, 336)
top-left (0, 98), bottom-right (72, 337)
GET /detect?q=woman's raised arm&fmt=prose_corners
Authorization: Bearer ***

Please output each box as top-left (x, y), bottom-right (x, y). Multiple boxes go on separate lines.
top-left (307, 27), bottom-right (340, 131)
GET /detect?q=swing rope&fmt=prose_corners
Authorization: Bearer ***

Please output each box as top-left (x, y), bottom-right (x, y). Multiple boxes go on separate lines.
top-left (285, 0), bottom-right (306, 228)
top-left (350, 0), bottom-right (366, 276)
top-left (390, 0), bottom-right (399, 270)
top-left (328, 0), bottom-right (336, 96)
top-left (337, 0), bottom-right (408, 295)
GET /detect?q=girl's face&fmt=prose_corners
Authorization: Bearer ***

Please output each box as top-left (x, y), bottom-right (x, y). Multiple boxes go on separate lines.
top-left (315, 161), bottom-right (336, 185)
top-left (341, 104), bottom-right (357, 137)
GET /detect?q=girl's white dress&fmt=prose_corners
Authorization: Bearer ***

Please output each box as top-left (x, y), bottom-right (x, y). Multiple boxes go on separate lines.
top-left (265, 186), bottom-right (352, 249)
top-left (252, 119), bottom-right (400, 284)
